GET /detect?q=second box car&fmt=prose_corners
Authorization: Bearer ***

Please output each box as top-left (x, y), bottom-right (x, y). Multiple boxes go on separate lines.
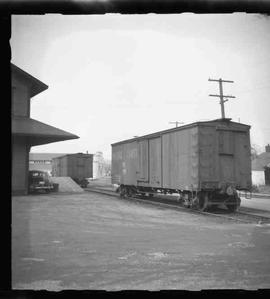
top-left (111, 119), bottom-right (251, 211)
top-left (52, 153), bottom-right (93, 187)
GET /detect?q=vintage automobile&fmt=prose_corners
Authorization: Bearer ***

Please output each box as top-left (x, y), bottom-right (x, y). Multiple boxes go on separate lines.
top-left (28, 170), bottom-right (54, 193)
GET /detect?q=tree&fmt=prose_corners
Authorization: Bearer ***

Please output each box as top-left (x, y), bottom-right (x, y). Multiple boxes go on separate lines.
top-left (251, 143), bottom-right (262, 160)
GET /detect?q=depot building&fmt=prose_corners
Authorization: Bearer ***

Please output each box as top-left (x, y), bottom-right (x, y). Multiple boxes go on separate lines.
top-left (11, 63), bottom-right (79, 195)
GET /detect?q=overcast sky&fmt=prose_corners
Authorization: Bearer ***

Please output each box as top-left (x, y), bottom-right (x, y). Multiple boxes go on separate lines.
top-left (11, 13), bottom-right (270, 159)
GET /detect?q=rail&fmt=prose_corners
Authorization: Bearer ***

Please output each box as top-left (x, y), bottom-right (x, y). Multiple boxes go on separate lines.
top-left (85, 187), bottom-right (270, 225)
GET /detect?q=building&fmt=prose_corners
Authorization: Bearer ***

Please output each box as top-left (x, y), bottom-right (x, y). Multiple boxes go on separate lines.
top-left (252, 144), bottom-right (270, 186)
top-left (93, 151), bottom-right (107, 179)
top-left (29, 153), bottom-right (68, 173)
top-left (12, 63), bottom-right (79, 195)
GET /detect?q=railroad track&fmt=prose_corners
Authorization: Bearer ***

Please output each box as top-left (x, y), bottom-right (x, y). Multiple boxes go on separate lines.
top-left (85, 187), bottom-right (270, 225)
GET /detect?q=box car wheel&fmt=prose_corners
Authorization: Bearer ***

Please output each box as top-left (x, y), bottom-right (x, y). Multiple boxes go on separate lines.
top-left (226, 195), bottom-right (240, 212)
top-left (127, 187), bottom-right (135, 197)
top-left (119, 185), bottom-right (127, 198)
top-left (198, 193), bottom-right (209, 211)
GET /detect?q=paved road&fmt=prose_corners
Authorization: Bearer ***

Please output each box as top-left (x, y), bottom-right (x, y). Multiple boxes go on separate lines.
top-left (12, 192), bottom-right (270, 290)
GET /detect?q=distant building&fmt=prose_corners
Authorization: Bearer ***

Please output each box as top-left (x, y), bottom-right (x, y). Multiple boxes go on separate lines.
top-left (252, 144), bottom-right (270, 186)
top-left (93, 151), bottom-right (107, 179)
top-left (12, 63), bottom-right (79, 195)
top-left (29, 153), bottom-right (68, 173)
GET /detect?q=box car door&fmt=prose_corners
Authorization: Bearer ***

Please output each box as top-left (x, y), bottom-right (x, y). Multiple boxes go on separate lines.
top-left (137, 139), bottom-right (149, 182)
top-left (123, 141), bottom-right (138, 185)
top-left (149, 137), bottom-right (162, 187)
top-left (218, 130), bottom-right (235, 183)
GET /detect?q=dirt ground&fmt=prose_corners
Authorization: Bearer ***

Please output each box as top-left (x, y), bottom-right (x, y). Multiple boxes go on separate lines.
top-left (12, 191), bottom-right (270, 290)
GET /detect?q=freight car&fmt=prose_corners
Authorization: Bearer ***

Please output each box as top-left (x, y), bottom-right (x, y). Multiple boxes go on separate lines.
top-left (52, 153), bottom-right (93, 188)
top-left (111, 118), bottom-right (252, 212)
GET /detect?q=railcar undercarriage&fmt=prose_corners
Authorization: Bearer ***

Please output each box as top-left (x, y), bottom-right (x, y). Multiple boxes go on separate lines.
top-left (118, 184), bottom-right (241, 212)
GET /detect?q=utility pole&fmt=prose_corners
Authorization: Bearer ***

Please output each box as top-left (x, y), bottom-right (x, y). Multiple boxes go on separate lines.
top-left (208, 78), bottom-right (235, 119)
top-left (169, 121), bottom-right (184, 128)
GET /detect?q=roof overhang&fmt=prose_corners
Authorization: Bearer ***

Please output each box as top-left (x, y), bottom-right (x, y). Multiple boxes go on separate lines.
top-left (11, 63), bottom-right (48, 98)
top-left (12, 117), bottom-right (79, 146)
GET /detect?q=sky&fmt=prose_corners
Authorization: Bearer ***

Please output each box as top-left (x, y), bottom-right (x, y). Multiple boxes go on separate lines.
top-left (11, 13), bottom-right (270, 159)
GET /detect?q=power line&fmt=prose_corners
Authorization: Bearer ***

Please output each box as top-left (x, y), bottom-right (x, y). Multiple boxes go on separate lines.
top-left (208, 78), bottom-right (235, 119)
top-left (235, 83), bottom-right (270, 95)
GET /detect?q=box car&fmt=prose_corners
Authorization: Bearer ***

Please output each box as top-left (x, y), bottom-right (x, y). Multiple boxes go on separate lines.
top-left (111, 119), bottom-right (251, 211)
top-left (52, 153), bottom-right (93, 187)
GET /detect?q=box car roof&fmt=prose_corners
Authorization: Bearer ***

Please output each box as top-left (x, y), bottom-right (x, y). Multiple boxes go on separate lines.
top-left (111, 118), bottom-right (250, 146)
top-left (52, 153), bottom-right (93, 160)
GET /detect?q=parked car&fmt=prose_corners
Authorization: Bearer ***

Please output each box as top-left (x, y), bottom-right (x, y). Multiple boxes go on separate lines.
top-left (28, 170), bottom-right (54, 193)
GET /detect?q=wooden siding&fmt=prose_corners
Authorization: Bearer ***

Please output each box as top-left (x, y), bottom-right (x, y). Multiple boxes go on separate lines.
top-left (12, 77), bottom-right (30, 117)
top-left (198, 126), bottom-right (218, 186)
top-left (199, 122), bottom-right (251, 189)
top-left (162, 127), bottom-right (199, 190)
top-left (122, 141), bottom-right (139, 185)
top-left (137, 140), bottom-right (149, 182)
top-left (52, 154), bottom-right (93, 179)
top-left (233, 130), bottom-right (252, 189)
top-left (149, 137), bottom-right (162, 187)
top-left (111, 144), bottom-right (123, 185)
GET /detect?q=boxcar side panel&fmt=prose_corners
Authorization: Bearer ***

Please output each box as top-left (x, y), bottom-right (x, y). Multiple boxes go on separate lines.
top-left (52, 156), bottom-right (67, 177)
top-left (219, 154), bottom-right (235, 182)
top-left (111, 142), bottom-right (139, 186)
top-left (122, 141), bottom-right (139, 185)
top-left (52, 155), bottom-right (93, 179)
top-left (67, 156), bottom-right (77, 179)
top-left (233, 130), bottom-right (251, 189)
top-left (162, 127), bottom-right (199, 190)
top-left (149, 137), bottom-right (162, 187)
top-left (62, 156), bottom-right (68, 177)
top-left (67, 156), bottom-right (75, 178)
top-left (62, 156), bottom-right (71, 177)
top-left (217, 129), bottom-right (235, 185)
top-left (198, 126), bottom-right (219, 189)
top-left (75, 156), bottom-right (84, 179)
top-left (69, 155), bottom-right (93, 179)
top-left (137, 139), bottom-right (149, 182)
top-left (111, 144), bottom-right (123, 185)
